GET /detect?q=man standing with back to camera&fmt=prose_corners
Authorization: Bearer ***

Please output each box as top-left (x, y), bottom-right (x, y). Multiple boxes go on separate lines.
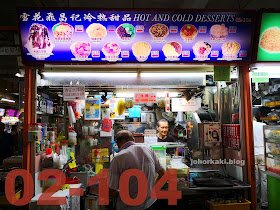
top-left (109, 130), bottom-right (165, 210)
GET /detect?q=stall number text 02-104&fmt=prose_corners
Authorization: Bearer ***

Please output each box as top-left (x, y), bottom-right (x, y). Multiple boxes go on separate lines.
top-left (5, 169), bottom-right (182, 206)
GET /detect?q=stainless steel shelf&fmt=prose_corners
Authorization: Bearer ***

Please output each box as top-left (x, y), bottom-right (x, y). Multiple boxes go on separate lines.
top-left (266, 153), bottom-right (280, 161)
top-left (265, 138), bottom-right (280, 144)
top-left (265, 170), bottom-right (280, 180)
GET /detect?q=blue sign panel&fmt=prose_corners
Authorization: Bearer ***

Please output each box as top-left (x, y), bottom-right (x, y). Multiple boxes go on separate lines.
top-left (18, 9), bottom-right (254, 63)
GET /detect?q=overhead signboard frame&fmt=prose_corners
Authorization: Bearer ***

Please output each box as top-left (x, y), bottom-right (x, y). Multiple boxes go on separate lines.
top-left (17, 8), bottom-right (256, 65)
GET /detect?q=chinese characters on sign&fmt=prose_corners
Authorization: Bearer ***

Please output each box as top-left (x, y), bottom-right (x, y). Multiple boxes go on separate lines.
top-left (63, 86), bottom-right (85, 101)
top-left (18, 10), bottom-right (254, 63)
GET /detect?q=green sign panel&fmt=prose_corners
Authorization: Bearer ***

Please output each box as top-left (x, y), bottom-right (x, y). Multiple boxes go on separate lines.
top-left (214, 66), bottom-right (230, 81)
top-left (257, 13), bottom-right (280, 61)
top-left (252, 72), bottom-right (269, 83)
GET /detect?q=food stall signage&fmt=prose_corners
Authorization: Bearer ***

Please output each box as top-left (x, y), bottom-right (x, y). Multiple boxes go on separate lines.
top-left (257, 13), bottom-right (280, 61)
top-left (171, 98), bottom-right (201, 112)
top-left (134, 93), bottom-right (157, 103)
top-left (214, 66), bottom-right (230, 81)
top-left (18, 9), bottom-right (254, 63)
top-left (252, 72), bottom-right (269, 83)
top-left (63, 86), bottom-right (85, 101)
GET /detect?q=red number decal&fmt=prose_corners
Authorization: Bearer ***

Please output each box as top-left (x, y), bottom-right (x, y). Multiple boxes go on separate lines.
top-left (88, 169), bottom-right (109, 205)
top-left (5, 169), bottom-right (34, 206)
top-left (119, 169), bottom-right (148, 206)
top-left (37, 169), bottom-right (66, 205)
top-left (151, 169), bottom-right (181, 205)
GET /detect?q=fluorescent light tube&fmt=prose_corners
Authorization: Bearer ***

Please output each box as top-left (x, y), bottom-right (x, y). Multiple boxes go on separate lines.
top-left (140, 72), bottom-right (213, 78)
top-left (1, 98), bottom-right (15, 103)
top-left (43, 72), bottom-right (137, 77)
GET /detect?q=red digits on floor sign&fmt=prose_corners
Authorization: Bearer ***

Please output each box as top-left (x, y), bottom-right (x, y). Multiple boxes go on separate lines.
top-left (151, 169), bottom-right (182, 205)
top-left (5, 169), bottom-right (34, 206)
top-left (37, 169), bottom-right (66, 205)
top-left (5, 168), bottom-right (181, 206)
top-left (119, 169), bottom-right (148, 206)
top-left (88, 169), bottom-right (109, 205)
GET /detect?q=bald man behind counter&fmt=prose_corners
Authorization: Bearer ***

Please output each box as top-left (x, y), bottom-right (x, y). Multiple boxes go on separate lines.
top-left (109, 130), bottom-right (165, 210)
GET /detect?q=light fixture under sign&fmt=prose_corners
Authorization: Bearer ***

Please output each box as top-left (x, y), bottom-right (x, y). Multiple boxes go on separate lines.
top-left (0, 98), bottom-right (15, 103)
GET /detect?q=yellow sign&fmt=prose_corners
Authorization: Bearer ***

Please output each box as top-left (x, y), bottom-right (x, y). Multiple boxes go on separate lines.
top-left (92, 148), bottom-right (109, 163)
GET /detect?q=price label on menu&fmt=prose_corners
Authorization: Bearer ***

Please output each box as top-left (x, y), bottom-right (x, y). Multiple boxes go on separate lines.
top-left (92, 50), bottom-right (100, 57)
top-left (91, 38), bottom-right (103, 43)
top-left (136, 25), bottom-right (144, 32)
top-left (121, 51), bottom-right (129, 58)
top-left (107, 25), bottom-right (116, 32)
top-left (151, 51), bottom-right (159, 58)
top-left (239, 50), bottom-right (247, 57)
top-left (102, 56), bottom-right (122, 62)
top-left (211, 51), bottom-right (219, 57)
top-left (151, 37), bottom-right (166, 43)
top-left (229, 26), bottom-right (237, 33)
top-left (170, 26), bottom-right (178, 33)
top-left (199, 26), bottom-right (207, 33)
top-left (182, 51), bottom-right (190, 57)
top-left (75, 25), bottom-right (84, 32)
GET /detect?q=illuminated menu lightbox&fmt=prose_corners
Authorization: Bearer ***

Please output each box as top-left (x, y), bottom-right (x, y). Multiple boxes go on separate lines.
top-left (257, 12), bottom-right (280, 61)
top-left (18, 9), bottom-right (254, 63)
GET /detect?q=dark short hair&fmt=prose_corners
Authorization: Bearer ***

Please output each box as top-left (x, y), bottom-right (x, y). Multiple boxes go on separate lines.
top-left (157, 119), bottom-right (168, 127)
top-left (116, 130), bottom-right (134, 143)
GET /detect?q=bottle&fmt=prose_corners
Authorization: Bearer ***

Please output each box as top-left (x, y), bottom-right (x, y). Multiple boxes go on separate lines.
top-left (51, 124), bottom-right (57, 141)
top-left (36, 140), bottom-right (40, 153)
top-left (49, 140), bottom-right (56, 154)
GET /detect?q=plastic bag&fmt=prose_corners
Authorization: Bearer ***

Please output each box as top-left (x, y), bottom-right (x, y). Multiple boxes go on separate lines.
top-left (68, 105), bottom-right (76, 124)
top-left (102, 118), bottom-right (112, 132)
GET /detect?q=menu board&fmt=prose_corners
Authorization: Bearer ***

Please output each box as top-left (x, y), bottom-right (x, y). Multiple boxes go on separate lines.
top-left (18, 9), bottom-right (254, 63)
top-left (257, 12), bottom-right (280, 61)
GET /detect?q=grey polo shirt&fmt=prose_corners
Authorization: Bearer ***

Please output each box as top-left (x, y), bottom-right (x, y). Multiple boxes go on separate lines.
top-left (109, 142), bottom-right (163, 210)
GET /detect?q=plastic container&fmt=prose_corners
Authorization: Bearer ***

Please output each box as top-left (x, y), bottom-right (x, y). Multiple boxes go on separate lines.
top-left (51, 124), bottom-right (57, 141)
top-left (207, 199), bottom-right (251, 210)
top-left (82, 126), bottom-right (89, 136)
top-left (49, 141), bottom-right (56, 154)
top-left (49, 131), bottom-right (55, 141)
top-left (45, 148), bottom-right (52, 156)
top-left (151, 145), bottom-right (166, 169)
top-left (129, 106), bottom-right (141, 118)
top-left (88, 126), bottom-right (95, 135)
top-left (68, 132), bottom-right (77, 145)
top-left (95, 163), bottom-right (103, 174)
top-left (28, 123), bottom-right (42, 142)
top-left (60, 140), bottom-right (68, 149)
top-left (35, 141), bottom-right (40, 153)
top-left (65, 177), bottom-right (79, 184)
top-left (67, 148), bottom-right (72, 160)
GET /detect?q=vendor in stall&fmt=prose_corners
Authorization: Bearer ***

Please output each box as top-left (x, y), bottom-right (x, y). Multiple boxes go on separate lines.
top-left (156, 119), bottom-right (178, 155)
top-left (109, 130), bottom-right (165, 210)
